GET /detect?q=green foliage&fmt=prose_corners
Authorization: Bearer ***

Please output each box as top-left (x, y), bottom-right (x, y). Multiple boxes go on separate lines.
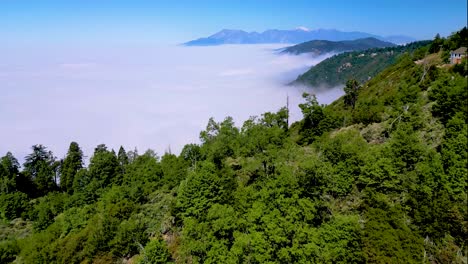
top-left (60, 142), bottom-right (83, 193)
top-left (0, 239), bottom-right (19, 263)
top-left (317, 215), bottom-right (364, 263)
top-left (362, 206), bottom-right (424, 263)
top-left (23, 144), bottom-right (57, 196)
top-left (176, 161), bottom-right (233, 219)
top-left (160, 152), bottom-right (188, 188)
top-left (138, 239), bottom-right (172, 264)
top-left (117, 146), bottom-right (129, 174)
top-left (180, 144), bottom-right (202, 168)
top-left (429, 73), bottom-right (468, 124)
top-left (428, 33), bottom-right (444, 53)
top-left (88, 144), bottom-right (120, 188)
top-left (442, 27), bottom-right (468, 51)
top-left (297, 93), bottom-right (336, 144)
top-left (109, 218), bottom-right (148, 258)
top-left (343, 79), bottom-right (360, 108)
top-left (123, 150), bottom-right (163, 188)
top-left (294, 40), bottom-right (431, 88)
top-left (200, 117), bottom-right (240, 166)
top-left (0, 192), bottom-right (29, 220)
top-left (0, 152), bottom-right (20, 194)
top-left (32, 192), bottom-right (68, 231)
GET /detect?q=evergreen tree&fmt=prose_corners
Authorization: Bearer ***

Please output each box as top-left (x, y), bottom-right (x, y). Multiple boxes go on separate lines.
top-left (429, 33), bottom-right (444, 53)
top-left (23, 145), bottom-right (56, 196)
top-left (60, 142), bottom-right (84, 193)
top-left (117, 146), bottom-right (129, 174)
top-left (88, 144), bottom-right (119, 188)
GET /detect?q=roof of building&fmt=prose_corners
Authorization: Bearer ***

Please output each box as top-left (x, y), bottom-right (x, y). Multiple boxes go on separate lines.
top-left (451, 47), bottom-right (467, 54)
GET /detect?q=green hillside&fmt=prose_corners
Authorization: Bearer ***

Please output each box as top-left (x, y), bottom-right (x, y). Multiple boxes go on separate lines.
top-left (293, 40), bottom-right (431, 88)
top-left (282, 37), bottom-right (396, 55)
top-left (0, 29), bottom-right (467, 264)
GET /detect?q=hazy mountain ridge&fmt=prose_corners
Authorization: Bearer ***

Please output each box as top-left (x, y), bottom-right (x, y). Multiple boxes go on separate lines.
top-left (184, 28), bottom-right (416, 46)
top-left (282, 37), bottom-right (396, 55)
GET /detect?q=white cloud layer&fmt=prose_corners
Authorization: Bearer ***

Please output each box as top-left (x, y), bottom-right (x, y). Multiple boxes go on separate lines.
top-left (0, 44), bottom-right (343, 162)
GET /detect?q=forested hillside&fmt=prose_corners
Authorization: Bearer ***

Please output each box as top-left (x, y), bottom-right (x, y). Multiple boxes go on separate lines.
top-left (0, 28), bottom-right (467, 264)
top-left (282, 37), bottom-right (395, 55)
top-left (292, 40), bottom-right (432, 88)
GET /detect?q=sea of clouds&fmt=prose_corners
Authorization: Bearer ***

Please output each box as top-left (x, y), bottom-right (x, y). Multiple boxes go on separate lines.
top-left (0, 44), bottom-right (343, 161)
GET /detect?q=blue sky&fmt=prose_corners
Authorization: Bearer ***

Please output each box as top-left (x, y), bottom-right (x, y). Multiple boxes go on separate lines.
top-left (1, 0), bottom-right (467, 44)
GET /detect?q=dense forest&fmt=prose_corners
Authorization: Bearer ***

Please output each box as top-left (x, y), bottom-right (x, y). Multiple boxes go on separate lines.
top-left (293, 40), bottom-right (432, 88)
top-left (0, 28), bottom-right (467, 263)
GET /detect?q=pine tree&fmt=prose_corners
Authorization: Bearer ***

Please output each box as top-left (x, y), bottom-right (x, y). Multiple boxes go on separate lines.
top-left (117, 146), bottom-right (129, 174)
top-left (60, 142), bottom-right (84, 193)
top-left (23, 145), bottom-right (56, 196)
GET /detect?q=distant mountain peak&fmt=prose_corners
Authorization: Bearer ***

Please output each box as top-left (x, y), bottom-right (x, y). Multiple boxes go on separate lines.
top-left (295, 26), bottom-right (311, 32)
top-left (211, 29), bottom-right (247, 37)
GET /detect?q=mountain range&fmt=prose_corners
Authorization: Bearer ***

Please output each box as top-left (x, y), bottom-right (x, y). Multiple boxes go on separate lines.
top-left (281, 37), bottom-right (396, 55)
top-left (184, 28), bottom-right (416, 46)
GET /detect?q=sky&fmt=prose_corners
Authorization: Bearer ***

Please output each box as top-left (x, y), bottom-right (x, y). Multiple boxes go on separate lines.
top-left (1, 0), bottom-right (466, 44)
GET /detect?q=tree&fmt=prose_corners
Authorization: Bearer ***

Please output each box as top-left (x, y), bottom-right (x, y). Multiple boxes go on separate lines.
top-left (23, 145), bottom-right (57, 196)
top-left (123, 150), bottom-right (163, 188)
top-left (60, 142), bottom-right (83, 193)
top-left (180, 143), bottom-right (201, 168)
top-left (88, 144), bottom-right (119, 188)
top-left (261, 107), bottom-right (289, 131)
top-left (344, 79), bottom-right (360, 109)
top-left (298, 93), bottom-right (328, 143)
top-left (138, 239), bottom-right (172, 264)
top-left (0, 152), bottom-right (20, 194)
top-left (176, 161), bottom-right (233, 219)
top-left (200, 117), bottom-right (239, 167)
top-left (117, 146), bottom-right (129, 174)
top-left (160, 153), bottom-right (187, 188)
top-left (428, 33), bottom-right (444, 53)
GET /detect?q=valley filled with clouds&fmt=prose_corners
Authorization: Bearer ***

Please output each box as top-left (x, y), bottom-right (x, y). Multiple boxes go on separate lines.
top-left (0, 44), bottom-right (343, 160)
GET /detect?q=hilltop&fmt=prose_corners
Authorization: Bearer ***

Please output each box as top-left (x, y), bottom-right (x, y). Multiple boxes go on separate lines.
top-left (292, 40), bottom-right (432, 88)
top-left (281, 37), bottom-right (396, 55)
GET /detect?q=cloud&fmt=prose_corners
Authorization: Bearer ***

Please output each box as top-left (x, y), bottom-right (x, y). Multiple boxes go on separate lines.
top-left (59, 63), bottom-right (97, 70)
top-left (219, 68), bottom-right (254, 77)
top-left (0, 44), bottom-right (341, 162)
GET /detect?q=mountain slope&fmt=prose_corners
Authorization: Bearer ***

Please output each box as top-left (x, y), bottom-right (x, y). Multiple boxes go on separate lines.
top-left (282, 37), bottom-right (396, 55)
top-left (184, 28), bottom-right (414, 46)
top-left (292, 40), bottom-right (431, 88)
